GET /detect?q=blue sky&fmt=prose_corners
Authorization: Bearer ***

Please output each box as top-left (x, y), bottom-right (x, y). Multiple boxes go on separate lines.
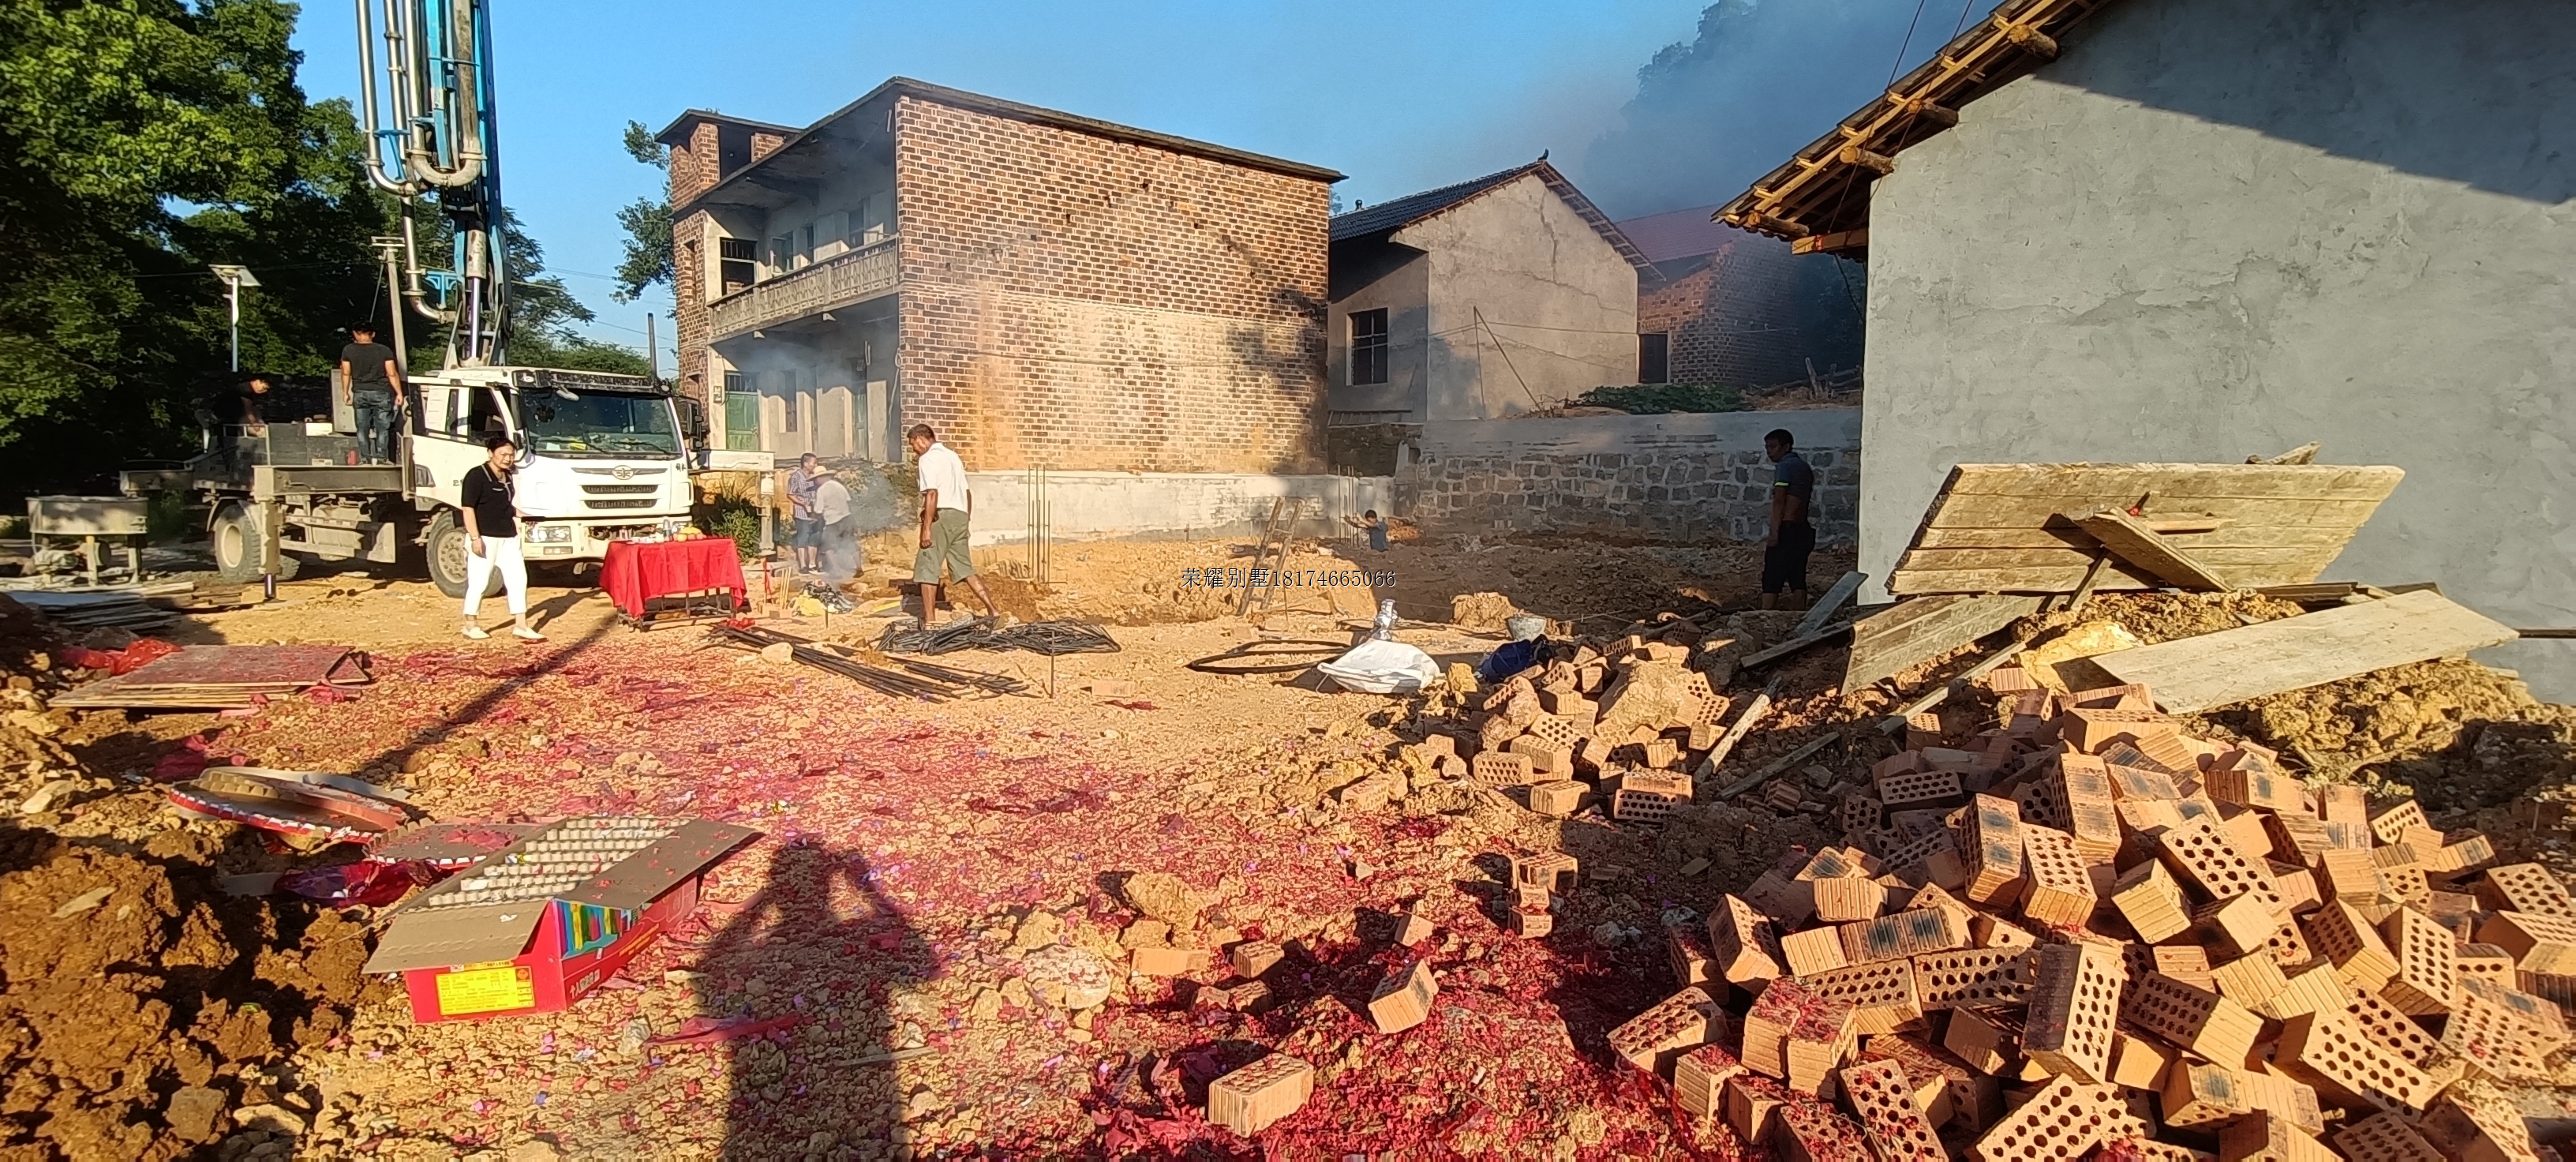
top-left (290, 0), bottom-right (1718, 363)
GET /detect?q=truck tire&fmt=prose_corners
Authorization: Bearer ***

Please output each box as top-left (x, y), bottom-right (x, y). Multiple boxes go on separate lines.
top-left (211, 503), bottom-right (301, 583)
top-left (425, 508), bottom-right (501, 601)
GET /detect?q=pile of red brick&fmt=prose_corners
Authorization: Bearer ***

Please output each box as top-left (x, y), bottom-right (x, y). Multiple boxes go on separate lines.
top-left (1594, 669), bottom-right (2566, 1162)
top-left (1397, 635), bottom-right (1732, 823)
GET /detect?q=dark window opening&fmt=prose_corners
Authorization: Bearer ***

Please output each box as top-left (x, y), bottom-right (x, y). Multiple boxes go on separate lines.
top-left (1638, 332), bottom-right (1669, 384)
top-left (1350, 309), bottom-right (1389, 386)
top-left (718, 238), bottom-right (757, 294)
top-left (717, 124), bottom-right (752, 178)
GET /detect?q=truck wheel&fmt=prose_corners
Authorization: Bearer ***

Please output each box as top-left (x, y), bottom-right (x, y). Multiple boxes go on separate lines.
top-left (210, 504), bottom-right (300, 583)
top-left (425, 509), bottom-right (500, 600)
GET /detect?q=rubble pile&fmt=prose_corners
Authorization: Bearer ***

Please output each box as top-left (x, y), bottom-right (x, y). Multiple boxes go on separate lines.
top-left (1560, 670), bottom-right (2573, 1161)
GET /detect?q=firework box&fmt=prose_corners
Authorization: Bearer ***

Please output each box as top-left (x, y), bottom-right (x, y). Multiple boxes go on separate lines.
top-left (363, 818), bottom-right (758, 1023)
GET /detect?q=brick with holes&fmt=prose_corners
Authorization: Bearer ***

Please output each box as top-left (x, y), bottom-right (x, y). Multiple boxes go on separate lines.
top-left (1910, 946), bottom-right (2035, 1010)
top-left (1799, 958), bottom-right (1919, 1037)
top-left (2481, 910), bottom-right (2576, 975)
top-left (1876, 766), bottom-right (1967, 812)
top-left (2421, 1093), bottom-right (2542, 1162)
top-left (2274, 1011), bottom-right (2441, 1113)
top-left (2110, 860), bottom-right (2194, 944)
top-left (2209, 951), bottom-right (2290, 1010)
top-left (1513, 852), bottom-right (1579, 894)
top-left (1838, 1059), bottom-right (1945, 1162)
top-left (2121, 971), bottom-right (2262, 1068)
top-left (1775, 1093), bottom-right (1877, 1162)
top-left (1746, 868), bottom-right (1820, 925)
top-left (2248, 959), bottom-right (2353, 1021)
top-left (2479, 863), bottom-right (2576, 917)
top-left (2106, 1029), bottom-right (2174, 1092)
top-left (2305, 899), bottom-right (2401, 992)
top-left (2022, 941), bottom-right (2125, 1084)
top-left (2161, 1062), bottom-right (2254, 1129)
top-left (1966, 1074), bottom-right (2129, 1162)
top-left (1206, 1052), bottom-right (1312, 1135)
top-left (2333, 1112), bottom-right (2446, 1162)
top-left (1708, 894), bottom-right (1786, 986)
top-left (1944, 1005), bottom-right (2020, 1075)
top-left (1507, 733), bottom-right (1573, 778)
top-left (1781, 925), bottom-right (1851, 978)
top-left (2366, 800), bottom-right (2429, 845)
top-left (2218, 1112), bottom-right (2337, 1162)
top-left (1613, 772), bottom-right (1692, 824)
top-left (2457, 941), bottom-right (2516, 983)
top-left (1810, 875), bottom-right (1886, 924)
top-left (1954, 793), bottom-right (2026, 906)
top-left (1528, 779), bottom-right (1586, 817)
top-left (1667, 923), bottom-right (1716, 988)
top-left (2195, 892), bottom-right (2280, 960)
top-left (2439, 985), bottom-right (2555, 1085)
top-left (1742, 976), bottom-right (1856, 1093)
top-left (1608, 985), bottom-right (1723, 1077)
top-left (2020, 823), bottom-right (2099, 930)
top-left (2156, 818), bottom-right (2288, 918)
top-left (1229, 940), bottom-right (1285, 979)
top-left (1470, 749), bottom-right (1533, 788)
top-left (2378, 907), bottom-right (2457, 1015)
top-left (1366, 960), bottom-right (1439, 1034)
top-left (1673, 1042), bottom-right (1744, 1122)
top-left (1840, 907), bottom-right (1968, 965)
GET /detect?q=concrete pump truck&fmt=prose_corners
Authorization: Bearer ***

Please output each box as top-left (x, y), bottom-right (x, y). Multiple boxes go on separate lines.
top-left (123, 0), bottom-right (703, 597)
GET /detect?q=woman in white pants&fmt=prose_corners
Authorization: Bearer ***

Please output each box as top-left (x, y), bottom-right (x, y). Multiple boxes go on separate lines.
top-left (459, 434), bottom-right (545, 641)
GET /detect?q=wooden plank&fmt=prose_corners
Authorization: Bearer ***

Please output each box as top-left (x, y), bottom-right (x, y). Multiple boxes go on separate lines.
top-left (1842, 594), bottom-right (2041, 691)
top-left (2090, 590), bottom-right (2518, 713)
top-left (1796, 572), bottom-right (1869, 637)
top-left (1896, 545), bottom-right (2331, 569)
top-left (1740, 620), bottom-right (1858, 669)
top-left (1915, 526), bottom-right (2365, 550)
top-left (1694, 679), bottom-right (1780, 778)
top-left (2069, 508), bottom-right (2233, 590)
top-left (1934, 463), bottom-right (2405, 501)
top-left (1878, 641), bottom-right (2027, 734)
top-left (1921, 494), bottom-right (2392, 529)
top-left (1889, 566), bottom-right (2161, 596)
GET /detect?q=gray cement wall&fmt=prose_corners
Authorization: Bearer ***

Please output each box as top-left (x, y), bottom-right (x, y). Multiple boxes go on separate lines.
top-left (1859, 0), bottom-right (2576, 699)
top-left (1398, 407), bottom-right (1859, 542)
top-left (960, 470), bottom-right (1391, 545)
top-left (1398, 174), bottom-right (1642, 421)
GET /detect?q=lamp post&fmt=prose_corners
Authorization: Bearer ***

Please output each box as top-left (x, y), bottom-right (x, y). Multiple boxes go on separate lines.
top-left (209, 264), bottom-right (260, 372)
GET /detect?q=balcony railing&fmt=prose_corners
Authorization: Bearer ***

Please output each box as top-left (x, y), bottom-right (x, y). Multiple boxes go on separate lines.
top-left (708, 238), bottom-right (898, 340)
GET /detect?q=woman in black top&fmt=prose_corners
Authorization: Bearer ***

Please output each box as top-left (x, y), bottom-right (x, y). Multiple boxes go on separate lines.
top-left (459, 434), bottom-right (544, 641)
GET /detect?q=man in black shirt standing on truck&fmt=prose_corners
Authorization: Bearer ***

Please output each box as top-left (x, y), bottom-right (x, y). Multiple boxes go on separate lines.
top-left (338, 324), bottom-right (405, 463)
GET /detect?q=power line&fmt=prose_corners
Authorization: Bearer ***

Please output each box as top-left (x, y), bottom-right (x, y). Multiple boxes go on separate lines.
top-left (1887, 0), bottom-right (1936, 86)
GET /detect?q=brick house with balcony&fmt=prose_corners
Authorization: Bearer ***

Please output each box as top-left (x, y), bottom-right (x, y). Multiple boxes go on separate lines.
top-left (658, 78), bottom-right (1340, 473)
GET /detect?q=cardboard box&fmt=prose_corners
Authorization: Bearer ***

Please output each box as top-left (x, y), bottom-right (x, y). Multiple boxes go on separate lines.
top-left (364, 817), bottom-right (757, 1023)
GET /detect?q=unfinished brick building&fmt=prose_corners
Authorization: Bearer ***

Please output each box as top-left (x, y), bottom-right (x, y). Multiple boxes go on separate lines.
top-left (1618, 204), bottom-right (1834, 391)
top-left (659, 78), bottom-right (1339, 473)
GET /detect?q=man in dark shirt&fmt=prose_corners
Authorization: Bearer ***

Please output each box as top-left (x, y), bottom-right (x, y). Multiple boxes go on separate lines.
top-left (338, 325), bottom-right (405, 463)
top-left (1762, 428), bottom-right (1816, 610)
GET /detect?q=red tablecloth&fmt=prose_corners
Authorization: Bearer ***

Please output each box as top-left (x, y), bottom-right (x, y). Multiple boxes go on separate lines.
top-left (599, 538), bottom-right (745, 617)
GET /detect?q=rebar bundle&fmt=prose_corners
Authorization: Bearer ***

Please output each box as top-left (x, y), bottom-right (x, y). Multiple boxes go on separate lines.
top-left (875, 618), bottom-right (1121, 658)
top-left (710, 624), bottom-right (1016, 700)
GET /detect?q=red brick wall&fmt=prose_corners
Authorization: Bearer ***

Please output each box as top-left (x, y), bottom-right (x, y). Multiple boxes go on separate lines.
top-left (668, 122), bottom-right (723, 206)
top-left (891, 96), bottom-right (1329, 473)
top-left (1638, 235), bottom-right (1808, 388)
top-left (672, 209), bottom-right (711, 408)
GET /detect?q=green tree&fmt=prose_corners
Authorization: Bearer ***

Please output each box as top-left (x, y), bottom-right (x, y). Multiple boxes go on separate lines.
top-left (0, 0), bottom-right (390, 486)
top-left (494, 207), bottom-right (650, 375)
top-left (611, 119), bottom-right (672, 302)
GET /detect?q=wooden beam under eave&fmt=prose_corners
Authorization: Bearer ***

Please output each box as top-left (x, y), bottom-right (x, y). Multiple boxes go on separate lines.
top-left (1837, 146), bottom-right (1898, 174)
top-left (2002, 22), bottom-right (2061, 58)
top-left (1792, 230), bottom-right (1869, 256)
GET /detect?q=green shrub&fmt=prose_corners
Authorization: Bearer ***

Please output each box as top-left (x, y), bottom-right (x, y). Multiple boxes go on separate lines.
top-left (1575, 383), bottom-right (1748, 414)
top-left (145, 492), bottom-right (193, 542)
top-left (702, 497), bottom-right (764, 560)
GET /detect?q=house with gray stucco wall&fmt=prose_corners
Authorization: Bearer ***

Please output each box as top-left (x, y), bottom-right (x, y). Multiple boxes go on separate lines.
top-left (1326, 161), bottom-right (1653, 430)
top-left (1718, 0), bottom-right (2575, 699)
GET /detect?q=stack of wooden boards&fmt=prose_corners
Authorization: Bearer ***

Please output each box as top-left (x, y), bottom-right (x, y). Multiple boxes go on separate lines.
top-left (51, 643), bottom-right (370, 710)
top-left (1600, 671), bottom-right (2567, 1162)
top-left (1383, 634), bottom-right (1756, 825)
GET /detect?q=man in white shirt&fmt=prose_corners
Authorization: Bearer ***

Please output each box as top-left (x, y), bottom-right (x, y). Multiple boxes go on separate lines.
top-left (907, 425), bottom-right (998, 626)
top-left (811, 465), bottom-right (859, 584)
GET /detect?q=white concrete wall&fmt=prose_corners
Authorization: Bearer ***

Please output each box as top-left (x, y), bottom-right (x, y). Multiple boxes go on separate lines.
top-left (1396, 174), bottom-right (1641, 421)
top-left (958, 471), bottom-right (1393, 545)
top-left (1859, 0), bottom-right (2576, 698)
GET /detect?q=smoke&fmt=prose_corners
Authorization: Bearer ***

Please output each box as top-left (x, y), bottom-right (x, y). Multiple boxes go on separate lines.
top-left (1578, 0), bottom-right (2001, 219)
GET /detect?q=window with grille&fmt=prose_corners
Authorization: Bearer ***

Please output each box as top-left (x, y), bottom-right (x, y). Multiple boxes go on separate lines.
top-left (1350, 309), bottom-right (1389, 386)
top-left (718, 238), bottom-right (756, 294)
top-left (1638, 332), bottom-right (1670, 384)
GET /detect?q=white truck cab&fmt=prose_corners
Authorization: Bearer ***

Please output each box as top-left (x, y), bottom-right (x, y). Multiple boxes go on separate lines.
top-left (410, 366), bottom-right (695, 596)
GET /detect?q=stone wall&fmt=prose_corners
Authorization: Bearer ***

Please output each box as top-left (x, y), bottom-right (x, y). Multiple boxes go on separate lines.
top-left (1397, 408), bottom-right (1860, 542)
top-left (893, 96), bottom-right (1332, 474)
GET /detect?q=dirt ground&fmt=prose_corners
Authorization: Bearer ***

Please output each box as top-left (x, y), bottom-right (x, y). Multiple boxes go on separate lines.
top-left (6, 533), bottom-right (2569, 1160)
